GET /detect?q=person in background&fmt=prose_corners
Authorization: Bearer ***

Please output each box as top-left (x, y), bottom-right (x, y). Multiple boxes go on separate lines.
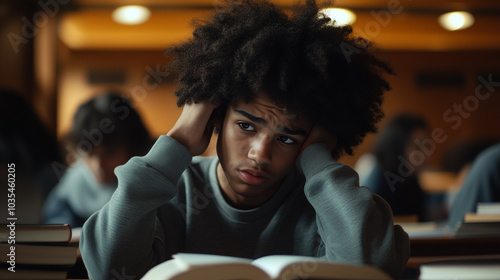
top-left (43, 91), bottom-right (152, 228)
top-left (359, 113), bottom-right (432, 221)
top-left (447, 143), bottom-right (500, 229)
top-left (441, 138), bottom-right (497, 208)
top-left (1, 88), bottom-right (61, 223)
top-left (80, 1), bottom-right (409, 279)
top-left (441, 139), bottom-right (497, 179)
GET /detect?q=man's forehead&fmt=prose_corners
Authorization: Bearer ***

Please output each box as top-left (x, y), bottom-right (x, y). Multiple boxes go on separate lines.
top-left (238, 93), bottom-right (300, 119)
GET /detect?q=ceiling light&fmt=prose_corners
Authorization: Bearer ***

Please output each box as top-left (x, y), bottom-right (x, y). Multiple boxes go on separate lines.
top-left (320, 8), bottom-right (356, 26)
top-left (438, 11), bottom-right (474, 31)
top-left (112, 5), bottom-right (151, 25)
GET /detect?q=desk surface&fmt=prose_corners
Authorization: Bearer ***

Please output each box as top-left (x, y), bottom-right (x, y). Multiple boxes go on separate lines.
top-left (406, 236), bottom-right (500, 272)
top-left (410, 236), bottom-right (500, 257)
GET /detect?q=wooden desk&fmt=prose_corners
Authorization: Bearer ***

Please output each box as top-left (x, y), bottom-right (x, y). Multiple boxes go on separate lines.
top-left (419, 171), bottom-right (459, 194)
top-left (406, 236), bottom-right (500, 271)
top-left (403, 236), bottom-right (500, 279)
top-left (410, 236), bottom-right (500, 257)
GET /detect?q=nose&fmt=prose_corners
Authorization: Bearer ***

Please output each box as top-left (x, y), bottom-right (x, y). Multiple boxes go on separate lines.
top-left (248, 134), bottom-right (272, 165)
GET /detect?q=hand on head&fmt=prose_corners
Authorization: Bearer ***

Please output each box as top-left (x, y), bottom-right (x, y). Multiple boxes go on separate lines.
top-left (300, 125), bottom-right (337, 157)
top-left (167, 102), bottom-right (219, 156)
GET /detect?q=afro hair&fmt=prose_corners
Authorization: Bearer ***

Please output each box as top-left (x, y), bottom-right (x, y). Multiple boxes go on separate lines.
top-left (165, 0), bottom-right (392, 159)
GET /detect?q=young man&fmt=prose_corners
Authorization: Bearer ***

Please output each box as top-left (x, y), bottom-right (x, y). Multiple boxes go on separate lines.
top-left (80, 0), bottom-right (410, 279)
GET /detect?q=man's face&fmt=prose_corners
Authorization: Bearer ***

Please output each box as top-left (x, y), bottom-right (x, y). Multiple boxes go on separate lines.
top-left (216, 92), bottom-right (313, 208)
top-left (82, 144), bottom-right (130, 184)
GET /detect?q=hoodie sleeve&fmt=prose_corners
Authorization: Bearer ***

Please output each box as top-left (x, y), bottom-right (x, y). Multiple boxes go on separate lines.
top-left (299, 143), bottom-right (410, 279)
top-left (79, 135), bottom-right (191, 279)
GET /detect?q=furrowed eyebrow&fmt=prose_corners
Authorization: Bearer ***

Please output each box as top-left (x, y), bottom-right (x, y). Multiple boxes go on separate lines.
top-left (234, 109), bottom-right (267, 125)
top-left (234, 109), bottom-right (308, 137)
top-left (280, 126), bottom-right (308, 137)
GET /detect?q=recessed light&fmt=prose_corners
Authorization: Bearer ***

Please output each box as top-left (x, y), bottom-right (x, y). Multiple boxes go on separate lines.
top-left (112, 5), bottom-right (151, 25)
top-left (438, 11), bottom-right (474, 31)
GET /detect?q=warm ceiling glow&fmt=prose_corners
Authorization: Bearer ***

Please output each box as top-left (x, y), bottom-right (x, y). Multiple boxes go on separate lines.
top-left (320, 8), bottom-right (356, 26)
top-left (112, 5), bottom-right (151, 25)
top-left (438, 11), bottom-right (475, 31)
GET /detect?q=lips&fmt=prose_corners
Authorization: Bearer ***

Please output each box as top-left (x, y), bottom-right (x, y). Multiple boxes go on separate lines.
top-left (238, 169), bottom-right (271, 185)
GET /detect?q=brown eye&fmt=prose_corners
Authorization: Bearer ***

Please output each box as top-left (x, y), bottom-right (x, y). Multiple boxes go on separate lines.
top-left (238, 122), bottom-right (255, 131)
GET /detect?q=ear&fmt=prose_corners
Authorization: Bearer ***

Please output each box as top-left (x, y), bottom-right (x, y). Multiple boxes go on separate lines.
top-left (211, 106), bottom-right (226, 134)
top-left (209, 111), bottom-right (221, 135)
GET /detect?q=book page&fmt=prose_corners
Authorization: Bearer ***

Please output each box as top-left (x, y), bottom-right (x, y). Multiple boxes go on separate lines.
top-left (173, 253), bottom-right (252, 268)
top-left (252, 255), bottom-right (391, 280)
top-left (173, 253), bottom-right (270, 279)
top-left (142, 253), bottom-right (271, 280)
top-left (141, 258), bottom-right (188, 280)
top-left (252, 255), bottom-right (321, 279)
top-left (419, 259), bottom-right (500, 280)
top-left (477, 202), bottom-right (500, 215)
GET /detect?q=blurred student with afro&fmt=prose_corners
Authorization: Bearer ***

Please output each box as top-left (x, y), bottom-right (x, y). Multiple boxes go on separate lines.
top-left (80, 1), bottom-right (410, 279)
top-left (44, 91), bottom-right (152, 228)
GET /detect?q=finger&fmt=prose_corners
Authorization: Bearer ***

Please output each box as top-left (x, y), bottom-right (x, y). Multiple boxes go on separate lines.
top-left (301, 125), bottom-right (337, 154)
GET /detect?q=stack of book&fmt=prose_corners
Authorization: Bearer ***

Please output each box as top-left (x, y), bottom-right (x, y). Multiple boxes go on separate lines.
top-left (0, 224), bottom-right (78, 279)
top-left (454, 202), bottom-right (500, 238)
top-left (419, 256), bottom-right (500, 280)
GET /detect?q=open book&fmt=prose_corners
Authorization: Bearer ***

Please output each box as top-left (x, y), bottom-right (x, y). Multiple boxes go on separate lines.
top-left (141, 253), bottom-right (391, 280)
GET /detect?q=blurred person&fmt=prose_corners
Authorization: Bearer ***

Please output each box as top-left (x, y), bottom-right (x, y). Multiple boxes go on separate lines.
top-left (43, 91), bottom-right (152, 228)
top-left (359, 113), bottom-right (432, 221)
top-left (447, 143), bottom-right (500, 229)
top-left (1, 88), bottom-right (61, 223)
top-left (441, 138), bottom-right (497, 209)
top-left (442, 139), bottom-right (497, 177)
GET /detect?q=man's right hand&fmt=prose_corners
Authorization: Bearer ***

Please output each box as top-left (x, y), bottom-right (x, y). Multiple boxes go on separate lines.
top-left (167, 102), bottom-right (219, 156)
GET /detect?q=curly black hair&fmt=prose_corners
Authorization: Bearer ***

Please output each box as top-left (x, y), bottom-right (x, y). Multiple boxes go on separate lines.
top-left (165, 0), bottom-right (392, 158)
